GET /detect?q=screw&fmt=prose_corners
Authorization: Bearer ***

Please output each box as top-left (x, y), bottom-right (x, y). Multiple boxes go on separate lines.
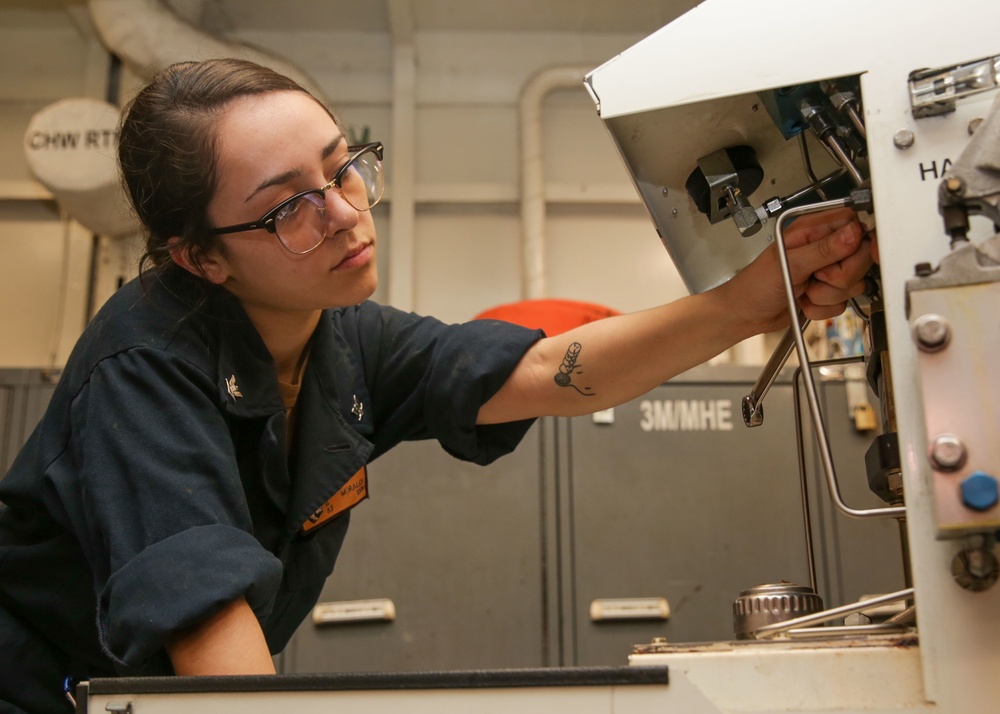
top-left (929, 433), bottom-right (967, 472)
top-left (945, 177), bottom-right (965, 195)
top-left (914, 262), bottom-right (935, 277)
top-left (913, 313), bottom-right (950, 351)
top-left (893, 129), bottom-right (915, 150)
top-left (662, 187), bottom-right (669, 196)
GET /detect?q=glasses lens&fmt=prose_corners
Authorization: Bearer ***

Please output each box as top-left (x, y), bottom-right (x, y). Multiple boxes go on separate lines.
top-left (274, 192), bottom-right (327, 254)
top-left (340, 148), bottom-right (384, 211)
top-left (268, 146), bottom-right (384, 254)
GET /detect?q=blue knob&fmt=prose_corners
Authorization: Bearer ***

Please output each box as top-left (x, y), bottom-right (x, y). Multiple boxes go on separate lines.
top-left (961, 471), bottom-right (1000, 512)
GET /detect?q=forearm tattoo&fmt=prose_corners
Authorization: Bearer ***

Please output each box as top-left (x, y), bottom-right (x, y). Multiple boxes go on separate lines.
top-left (553, 342), bottom-right (595, 397)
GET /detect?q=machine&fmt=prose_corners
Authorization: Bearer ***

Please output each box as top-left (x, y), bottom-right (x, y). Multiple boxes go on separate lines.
top-left (581, 0), bottom-right (1000, 711)
top-left (81, 0), bottom-right (1000, 711)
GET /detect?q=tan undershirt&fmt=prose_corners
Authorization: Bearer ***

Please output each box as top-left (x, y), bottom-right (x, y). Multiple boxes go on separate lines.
top-left (277, 342), bottom-right (312, 449)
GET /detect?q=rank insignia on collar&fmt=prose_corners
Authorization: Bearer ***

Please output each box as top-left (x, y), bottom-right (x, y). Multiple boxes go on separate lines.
top-left (226, 374), bottom-right (243, 400)
top-left (351, 394), bottom-right (364, 421)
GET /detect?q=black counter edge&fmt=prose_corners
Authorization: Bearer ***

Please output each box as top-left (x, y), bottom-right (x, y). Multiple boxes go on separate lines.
top-left (84, 665), bottom-right (669, 695)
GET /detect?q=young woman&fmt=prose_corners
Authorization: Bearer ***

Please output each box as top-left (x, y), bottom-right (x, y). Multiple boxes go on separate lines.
top-left (0, 58), bottom-right (873, 713)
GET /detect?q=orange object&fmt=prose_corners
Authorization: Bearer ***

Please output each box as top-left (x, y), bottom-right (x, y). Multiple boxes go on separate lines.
top-left (474, 299), bottom-right (620, 336)
top-left (300, 466), bottom-right (368, 534)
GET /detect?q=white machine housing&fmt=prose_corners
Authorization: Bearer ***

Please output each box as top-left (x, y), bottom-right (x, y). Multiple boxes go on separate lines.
top-left (583, 1), bottom-right (1000, 712)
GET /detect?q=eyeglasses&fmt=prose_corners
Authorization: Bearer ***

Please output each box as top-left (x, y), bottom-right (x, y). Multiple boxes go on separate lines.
top-left (211, 142), bottom-right (384, 255)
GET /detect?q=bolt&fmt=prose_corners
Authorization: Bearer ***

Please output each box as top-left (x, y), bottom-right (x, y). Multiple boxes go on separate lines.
top-left (929, 433), bottom-right (967, 472)
top-left (914, 262), bottom-right (935, 277)
top-left (968, 118), bottom-right (983, 135)
top-left (951, 545), bottom-right (1000, 592)
top-left (945, 177), bottom-right (965, 195)
top-left (912, 313), bottom-right (950, 351)
top-left (893, 129), bottom-right (915, 150)
top-left (961, 471), bottom-right (1000, 512)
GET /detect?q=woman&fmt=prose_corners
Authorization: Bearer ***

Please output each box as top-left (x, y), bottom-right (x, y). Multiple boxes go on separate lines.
top-left (0, 58), bottom-right (872, 713)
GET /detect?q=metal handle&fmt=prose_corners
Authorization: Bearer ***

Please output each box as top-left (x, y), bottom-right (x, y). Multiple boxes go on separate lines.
top-left (312, 598), bottom-right (396, 625)
top-left (589, 597), bottom-right (670, 622)
top-left (773, 197), bottom-right (905, 520)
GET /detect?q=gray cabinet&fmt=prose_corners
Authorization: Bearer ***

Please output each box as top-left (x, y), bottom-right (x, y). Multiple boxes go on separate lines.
top-left (561, 365), bottom-right (905, 666)
top-left (280, 423), bottom-right (554, 673)
top-left (561, 366), bottom-right (812, 663)
top-left (0, 369), bottom-right (61, 476)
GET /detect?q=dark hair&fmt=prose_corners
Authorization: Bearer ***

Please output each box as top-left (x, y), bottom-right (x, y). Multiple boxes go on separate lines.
top-left (117, 58), bottom-right (343, 284)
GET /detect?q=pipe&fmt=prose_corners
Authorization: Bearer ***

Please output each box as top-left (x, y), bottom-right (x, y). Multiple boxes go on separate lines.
top-left (386, 25), bottom-right (416, 310)
top-left (87, 0), bottom-right (328, 102)
top-left (385, 0), bottom-right (416, 311)
top-left (519, 66), bottom-right (591, 300)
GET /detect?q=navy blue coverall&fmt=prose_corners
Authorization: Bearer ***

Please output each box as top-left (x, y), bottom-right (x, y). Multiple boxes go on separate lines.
top-left (0, 269), bottom-right (541, 713)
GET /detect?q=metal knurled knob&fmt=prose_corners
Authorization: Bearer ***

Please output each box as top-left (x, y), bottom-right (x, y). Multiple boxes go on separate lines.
top-left (733, 583), bottom-right (824, 639)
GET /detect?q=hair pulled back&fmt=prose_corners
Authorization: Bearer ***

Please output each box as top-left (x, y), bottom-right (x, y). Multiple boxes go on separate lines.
top-left (118, 58), bottom-right (340, 283)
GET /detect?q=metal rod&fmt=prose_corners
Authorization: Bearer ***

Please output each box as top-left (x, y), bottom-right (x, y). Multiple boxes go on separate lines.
top-left (773, 200), bottom-right (905, 520)
top-left (755, 587), bottom-right (915, 639)
top-left (885, 604), bottom-right (917, 626)
top-left (786, 622), bottom-right (912, 639)
top-left (845, 103), bottom-right (867, 140)
top-left (792, 367), bottom-right (819, 595)
top-left (822, 134), bottom-right (866, 187)
top-left (797, 133), bottom-right (829, 201)
top-left (782, 168), bottom-right (848, 206)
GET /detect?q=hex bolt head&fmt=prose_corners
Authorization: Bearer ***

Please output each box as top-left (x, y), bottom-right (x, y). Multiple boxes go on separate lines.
top-left (929, 433), bottom-right (967, 472)
top-left (961, 471), bottom-right (1000, 512)
top-left (912, 313), bottom-right (951, 352)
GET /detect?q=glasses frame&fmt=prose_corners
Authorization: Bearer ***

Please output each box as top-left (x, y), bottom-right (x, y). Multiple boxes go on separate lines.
top-left (210, 141), bottom-right (384, 255)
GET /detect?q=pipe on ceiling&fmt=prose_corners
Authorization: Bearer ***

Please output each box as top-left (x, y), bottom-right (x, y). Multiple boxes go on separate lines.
top-left (87, 0), bottom-right (328, 102)
top-left (519, 66), bottom-right (591, 300)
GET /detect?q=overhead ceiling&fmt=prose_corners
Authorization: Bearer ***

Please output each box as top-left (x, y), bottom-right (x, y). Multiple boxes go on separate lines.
top-left (198, 0), bottom-right (698, 34)
top-left (4, 0), bottom-right (699, 37)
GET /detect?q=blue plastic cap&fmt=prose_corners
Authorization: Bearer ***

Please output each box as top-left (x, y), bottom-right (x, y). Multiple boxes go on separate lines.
top-left (961, 471), bottom-right (1000, 512)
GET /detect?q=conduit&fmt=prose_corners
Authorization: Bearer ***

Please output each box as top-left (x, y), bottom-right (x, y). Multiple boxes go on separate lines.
top-left (87, 0), bottom-right (328, 101)
top-left (519, 66), bottom-right (591, 300)
top-left (386, 0), bottom-right (417, 311)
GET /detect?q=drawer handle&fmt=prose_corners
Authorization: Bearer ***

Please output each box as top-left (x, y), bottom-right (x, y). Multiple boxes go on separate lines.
top-left (590, 597), bottom-right (670, 622)
top-left (312, 598), bottom-right (396, 625)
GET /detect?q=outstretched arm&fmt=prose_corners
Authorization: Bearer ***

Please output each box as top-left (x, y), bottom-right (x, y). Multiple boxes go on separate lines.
top-left (478, 209), bottom-right (871, 423)
top-left (167, 597), bottom-right (275, 676)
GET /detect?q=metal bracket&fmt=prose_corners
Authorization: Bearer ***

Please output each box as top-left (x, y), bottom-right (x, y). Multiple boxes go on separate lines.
top-left (909, 54), bottom-right (1000, 117)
